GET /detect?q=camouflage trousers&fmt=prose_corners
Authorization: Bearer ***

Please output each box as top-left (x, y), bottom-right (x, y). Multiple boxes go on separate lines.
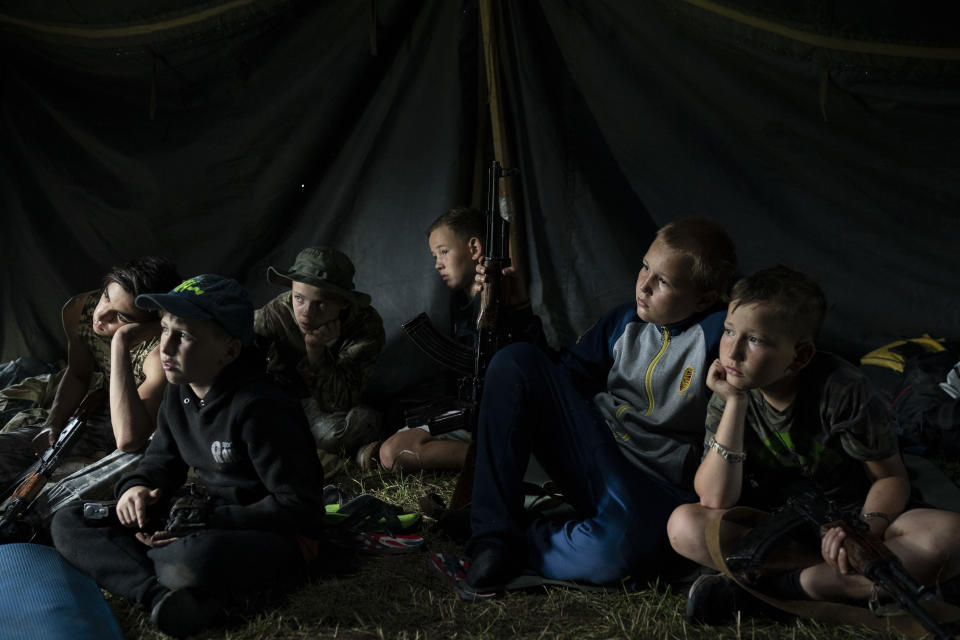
top-left (301, 399), bottom-right (381, 456)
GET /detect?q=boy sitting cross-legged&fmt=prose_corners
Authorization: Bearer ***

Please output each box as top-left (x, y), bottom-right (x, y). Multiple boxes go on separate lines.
top-left (667, 266), bottom-right (960, 624)
top-left (466, 217), bottom-right (737, 589)
top-left (51, 274), bottom-right (327, 638)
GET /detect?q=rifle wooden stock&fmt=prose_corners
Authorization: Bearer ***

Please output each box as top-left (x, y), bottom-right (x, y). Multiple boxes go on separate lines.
top-left (820, 518), bottom-right (896, 573)
top-left (0, 388), bottom-right (107, 541)
top-left (476, 261), bottom-right (503, 331)
top-left (787, 493), bottom-right (956, 640)
top-left (9, 474), bottom-right (46, 504)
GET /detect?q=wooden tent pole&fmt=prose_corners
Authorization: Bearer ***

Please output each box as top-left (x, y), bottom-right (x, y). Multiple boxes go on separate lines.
top-left (478, 0), bottom-right (520, 267)
top-left (447, 1), bottom-right (524, 512)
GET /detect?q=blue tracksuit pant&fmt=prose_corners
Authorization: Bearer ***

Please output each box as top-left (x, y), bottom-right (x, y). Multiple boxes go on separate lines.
top-left (468, 342), bottom-right (696, 584)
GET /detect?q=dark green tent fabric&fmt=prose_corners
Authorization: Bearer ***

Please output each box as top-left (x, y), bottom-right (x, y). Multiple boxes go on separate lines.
top-left (1, 0), bottom-right (958, 399)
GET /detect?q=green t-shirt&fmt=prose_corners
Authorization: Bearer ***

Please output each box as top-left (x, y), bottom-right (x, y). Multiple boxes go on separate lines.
top-left (704, 352), bottom-right (899, 509)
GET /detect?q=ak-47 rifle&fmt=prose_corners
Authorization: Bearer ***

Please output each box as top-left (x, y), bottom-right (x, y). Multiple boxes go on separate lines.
top-left (401, 160), bottom-right (516, 437)
top-left (0, 389), bottom-right (107, 542)
top-left (728, 491), bottom-right (957, 640)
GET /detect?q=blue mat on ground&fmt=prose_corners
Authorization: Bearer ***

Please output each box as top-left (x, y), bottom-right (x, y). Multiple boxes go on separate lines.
top-left (0, 543), bottom-right (123, 640)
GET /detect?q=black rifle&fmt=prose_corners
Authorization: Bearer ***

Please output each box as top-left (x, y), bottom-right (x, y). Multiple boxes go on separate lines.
top-left (729, 491), bottom-right (956, 640)
top-left (0, 389), bottom-right (107, 542)
top-left (401, 160), bottom-right (516, 437)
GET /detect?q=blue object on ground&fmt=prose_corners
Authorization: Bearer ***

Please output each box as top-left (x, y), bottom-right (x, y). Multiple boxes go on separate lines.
top-left (0, 543), bottom-right (123, 640)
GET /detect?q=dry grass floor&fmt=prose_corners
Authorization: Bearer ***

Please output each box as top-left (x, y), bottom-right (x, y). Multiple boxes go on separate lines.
top-left (108, 460), bottom-right (960, 640)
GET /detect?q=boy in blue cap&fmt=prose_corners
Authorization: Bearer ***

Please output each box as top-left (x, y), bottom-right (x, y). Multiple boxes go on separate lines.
top-left (52, 274), bottom-right (326, 638)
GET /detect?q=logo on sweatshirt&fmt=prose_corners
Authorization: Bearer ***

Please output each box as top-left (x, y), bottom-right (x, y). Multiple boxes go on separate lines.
top-left (678, 366), bottom-right (694, 395)
top-left (211, 440), bottom-right (236, 464)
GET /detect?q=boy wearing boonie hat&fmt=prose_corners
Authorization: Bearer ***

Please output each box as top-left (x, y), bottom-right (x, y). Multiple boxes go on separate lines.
top-left (51, 274), bottom-right (327, 638)
top-left (255, 247), bottom-right (385, 458)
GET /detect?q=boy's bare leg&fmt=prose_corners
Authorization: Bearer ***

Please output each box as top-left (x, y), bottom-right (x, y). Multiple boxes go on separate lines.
top-left (668, 502), bottom-right (745, 569)
top-left (670, 502), bottom-right (824, 577)
top-left (379, 429), bottom-right (469, 472)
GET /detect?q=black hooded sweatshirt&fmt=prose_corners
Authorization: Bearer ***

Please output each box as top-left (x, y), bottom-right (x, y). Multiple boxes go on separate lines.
top-left (116, 349), bottom-right (325, 533)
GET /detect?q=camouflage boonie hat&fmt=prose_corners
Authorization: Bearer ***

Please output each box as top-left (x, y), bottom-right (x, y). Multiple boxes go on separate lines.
top-left (267, 247), bottom-right (371, 306)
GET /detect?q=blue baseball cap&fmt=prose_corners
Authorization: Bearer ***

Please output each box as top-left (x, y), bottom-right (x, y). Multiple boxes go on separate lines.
top-left (135, 274), bottom-right (254, 345)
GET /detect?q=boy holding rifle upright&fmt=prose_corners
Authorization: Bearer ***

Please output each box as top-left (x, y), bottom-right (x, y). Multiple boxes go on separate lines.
top-left (466, 218), bottom-right (737, 589)
top-left (667, 266), bottom-right (960, 626)
top-left (373, 206), bottom-right (540, 473)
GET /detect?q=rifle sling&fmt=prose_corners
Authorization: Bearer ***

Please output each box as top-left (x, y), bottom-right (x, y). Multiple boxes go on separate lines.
top-left (706, 507), bottom-right (960, 638)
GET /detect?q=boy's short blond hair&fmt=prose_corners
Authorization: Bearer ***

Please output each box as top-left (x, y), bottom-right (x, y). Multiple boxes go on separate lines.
top-left (656, 218), bottom-right (737, 295)
top-left (426, 207), bottom-right (484, 244)
top-left (730, 266), bottom-right (827, 341)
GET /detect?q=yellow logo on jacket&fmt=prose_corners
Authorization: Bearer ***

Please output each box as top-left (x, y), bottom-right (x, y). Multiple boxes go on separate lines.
top-left (678, 366), bottom-right (694, 395)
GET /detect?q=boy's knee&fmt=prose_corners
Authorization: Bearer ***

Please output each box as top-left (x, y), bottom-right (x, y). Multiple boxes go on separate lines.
top-left (890, 509), bottom-right (960, 566)
top-left (156, 560), bottom-right (202, 591)
top-left (666, 503), bottom-right (705, 559)
top-left (378, 436), bottom-right (401, 470)
top-left (378, 432), bottom-right (422, 471)
top-left (489, 342), bottom-right (541, 373)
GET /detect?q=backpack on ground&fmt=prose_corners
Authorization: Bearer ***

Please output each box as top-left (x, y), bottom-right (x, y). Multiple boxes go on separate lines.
top-left (860, 335), bottom-right (960, 456)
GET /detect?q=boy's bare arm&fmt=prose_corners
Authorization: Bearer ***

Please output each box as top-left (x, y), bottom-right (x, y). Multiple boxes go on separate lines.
top-left (38, 294), bottom-right (95, 445)
top-left (860, 453), bottom-right (911, 537)
top-left (110, 321), bottom-right (165, 451)
top-left (818, 453), bottom-right (910, 577)
top-left (694, 359), bottom-right (748, 509)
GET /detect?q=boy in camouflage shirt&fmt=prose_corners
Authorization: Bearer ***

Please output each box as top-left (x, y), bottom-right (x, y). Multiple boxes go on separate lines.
top-left (254, 247), bottom-right (384, 456)
top-left (668, 266), bottom-right (960, 624)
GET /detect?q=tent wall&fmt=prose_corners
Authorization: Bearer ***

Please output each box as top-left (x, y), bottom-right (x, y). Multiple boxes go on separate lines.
top-left (1, 0), bottom-right (958, 398)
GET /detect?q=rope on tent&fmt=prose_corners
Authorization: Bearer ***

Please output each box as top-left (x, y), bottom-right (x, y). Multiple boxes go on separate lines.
top-left (679, 0), bottom-right (960, 61)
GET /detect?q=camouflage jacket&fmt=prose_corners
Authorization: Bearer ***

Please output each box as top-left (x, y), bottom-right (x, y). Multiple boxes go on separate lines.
top-left (253, 291), bottom-right (385, 412)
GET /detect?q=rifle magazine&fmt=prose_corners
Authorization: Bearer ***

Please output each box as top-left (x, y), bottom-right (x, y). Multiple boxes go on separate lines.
top-left (401, 313), bottom-right (475, 377)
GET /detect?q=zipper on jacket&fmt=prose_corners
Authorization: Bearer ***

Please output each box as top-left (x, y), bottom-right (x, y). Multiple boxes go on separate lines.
top-left (644, 327), bottom-right (671, 416)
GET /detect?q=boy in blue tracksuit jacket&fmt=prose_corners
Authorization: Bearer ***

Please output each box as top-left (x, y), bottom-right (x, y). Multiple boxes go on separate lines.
top-left (466, 218), bottom-right (738, 588)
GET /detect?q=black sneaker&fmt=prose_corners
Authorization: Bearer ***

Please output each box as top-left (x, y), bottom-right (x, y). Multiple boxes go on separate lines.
top-left (685, 573), bottom-right (760, 625)
top-left (150, 588), bottom-right (220, 638)
top-left (465, 542), bottom-right (514, 590)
